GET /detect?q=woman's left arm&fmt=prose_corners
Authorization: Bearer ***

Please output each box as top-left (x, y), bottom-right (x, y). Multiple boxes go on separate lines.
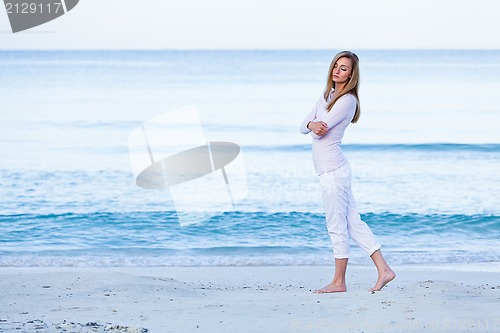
top-left (308, 95), bottom-right (356, 139)
top-left (323, 95), bottom-right (357, 130)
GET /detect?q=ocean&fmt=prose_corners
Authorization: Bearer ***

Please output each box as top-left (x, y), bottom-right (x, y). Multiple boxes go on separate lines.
top-left (0, 50), bottom-right (499, 269)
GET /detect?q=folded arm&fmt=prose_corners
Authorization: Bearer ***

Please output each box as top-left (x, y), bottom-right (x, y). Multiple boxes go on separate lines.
top-left (309, 95), bottom-right (356, 139)
top-left (300, 100), bottom-right (318, 134)
top-left (300, 96), bottom-right (328, 137)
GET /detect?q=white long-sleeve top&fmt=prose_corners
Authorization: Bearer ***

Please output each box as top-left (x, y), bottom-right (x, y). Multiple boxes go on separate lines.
top-left (300, 90), bottom-right (357, 175)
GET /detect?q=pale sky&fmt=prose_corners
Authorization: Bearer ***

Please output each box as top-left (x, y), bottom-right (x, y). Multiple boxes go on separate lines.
top-left (0, 0), bottom-right (499, 49)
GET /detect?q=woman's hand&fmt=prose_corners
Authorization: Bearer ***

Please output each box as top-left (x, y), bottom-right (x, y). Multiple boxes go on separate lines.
top-left (308, 121), bottom-right (329, 136)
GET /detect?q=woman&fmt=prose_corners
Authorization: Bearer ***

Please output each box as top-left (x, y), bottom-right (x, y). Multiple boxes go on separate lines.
top-left (300, 51), bottom-right (395, 293)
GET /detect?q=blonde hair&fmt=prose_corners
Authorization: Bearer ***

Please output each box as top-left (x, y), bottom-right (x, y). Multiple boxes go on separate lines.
top-left (323, 51), bottom-right (361, 123)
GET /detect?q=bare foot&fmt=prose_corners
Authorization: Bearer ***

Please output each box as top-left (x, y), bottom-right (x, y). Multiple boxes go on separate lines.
top-left (370, 269), bottom-right (396, 292)
top-left (313, 282), bottom-right (346, 294)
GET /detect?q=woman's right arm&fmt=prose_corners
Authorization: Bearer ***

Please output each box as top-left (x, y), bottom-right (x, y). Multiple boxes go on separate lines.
top-left (300, 97), bottom-right (329, 137)
top-left (300, 97), bottom-right (321, 134)
top-left (300, 108), bottom-right (316, 134)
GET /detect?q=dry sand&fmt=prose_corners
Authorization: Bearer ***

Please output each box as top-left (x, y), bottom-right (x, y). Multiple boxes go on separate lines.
top-left (0, 266), bottom-right (499, 332)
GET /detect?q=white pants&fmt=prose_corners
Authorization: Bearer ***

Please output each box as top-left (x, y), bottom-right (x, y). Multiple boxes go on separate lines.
top-left (319, 162), bottom-right (381, 259)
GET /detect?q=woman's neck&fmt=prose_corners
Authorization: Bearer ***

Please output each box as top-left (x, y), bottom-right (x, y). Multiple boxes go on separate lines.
top-left (334, 82), bottom-right (347, 94)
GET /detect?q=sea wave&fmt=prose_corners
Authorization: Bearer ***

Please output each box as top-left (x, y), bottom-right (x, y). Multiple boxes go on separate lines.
top-left (243, 143), bottom-right (500, 153)
top-left (1, 211), bottom-right (498, 267)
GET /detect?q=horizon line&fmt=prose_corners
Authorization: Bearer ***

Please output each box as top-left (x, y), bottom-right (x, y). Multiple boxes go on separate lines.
top-left (1, 48), bottom-right (500, 52)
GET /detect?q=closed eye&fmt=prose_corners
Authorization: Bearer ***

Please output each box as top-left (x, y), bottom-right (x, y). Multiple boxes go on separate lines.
top-left (334, 64), bottom-right (349, 71)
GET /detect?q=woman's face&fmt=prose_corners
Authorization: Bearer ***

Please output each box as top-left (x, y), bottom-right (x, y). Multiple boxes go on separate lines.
top-left (331, 57), bottom-right (353, 84)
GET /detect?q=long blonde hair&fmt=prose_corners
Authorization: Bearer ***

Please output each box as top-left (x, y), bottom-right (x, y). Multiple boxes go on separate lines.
top-left (323, 51), bottom-right (361, 123)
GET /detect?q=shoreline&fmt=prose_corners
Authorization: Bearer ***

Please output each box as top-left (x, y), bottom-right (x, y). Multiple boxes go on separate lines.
top-left (2, 261), bottom-right (499, 271)
top-left (1, 266), bottom-right (499, 332)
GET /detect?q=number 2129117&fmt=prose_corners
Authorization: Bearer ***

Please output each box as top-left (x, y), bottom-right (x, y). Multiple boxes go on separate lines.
top-left (5, 2), bottom-right (63, 14)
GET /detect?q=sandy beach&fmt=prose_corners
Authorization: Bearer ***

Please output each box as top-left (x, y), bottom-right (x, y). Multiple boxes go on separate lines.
top-left (0, 266), bottom-right (498, 332)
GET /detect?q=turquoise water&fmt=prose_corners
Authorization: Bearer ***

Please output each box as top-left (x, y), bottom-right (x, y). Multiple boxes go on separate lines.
top-left (0, 211), bottom-right (498, 267)
top-left (0, 50), bottom-right (499, 267)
